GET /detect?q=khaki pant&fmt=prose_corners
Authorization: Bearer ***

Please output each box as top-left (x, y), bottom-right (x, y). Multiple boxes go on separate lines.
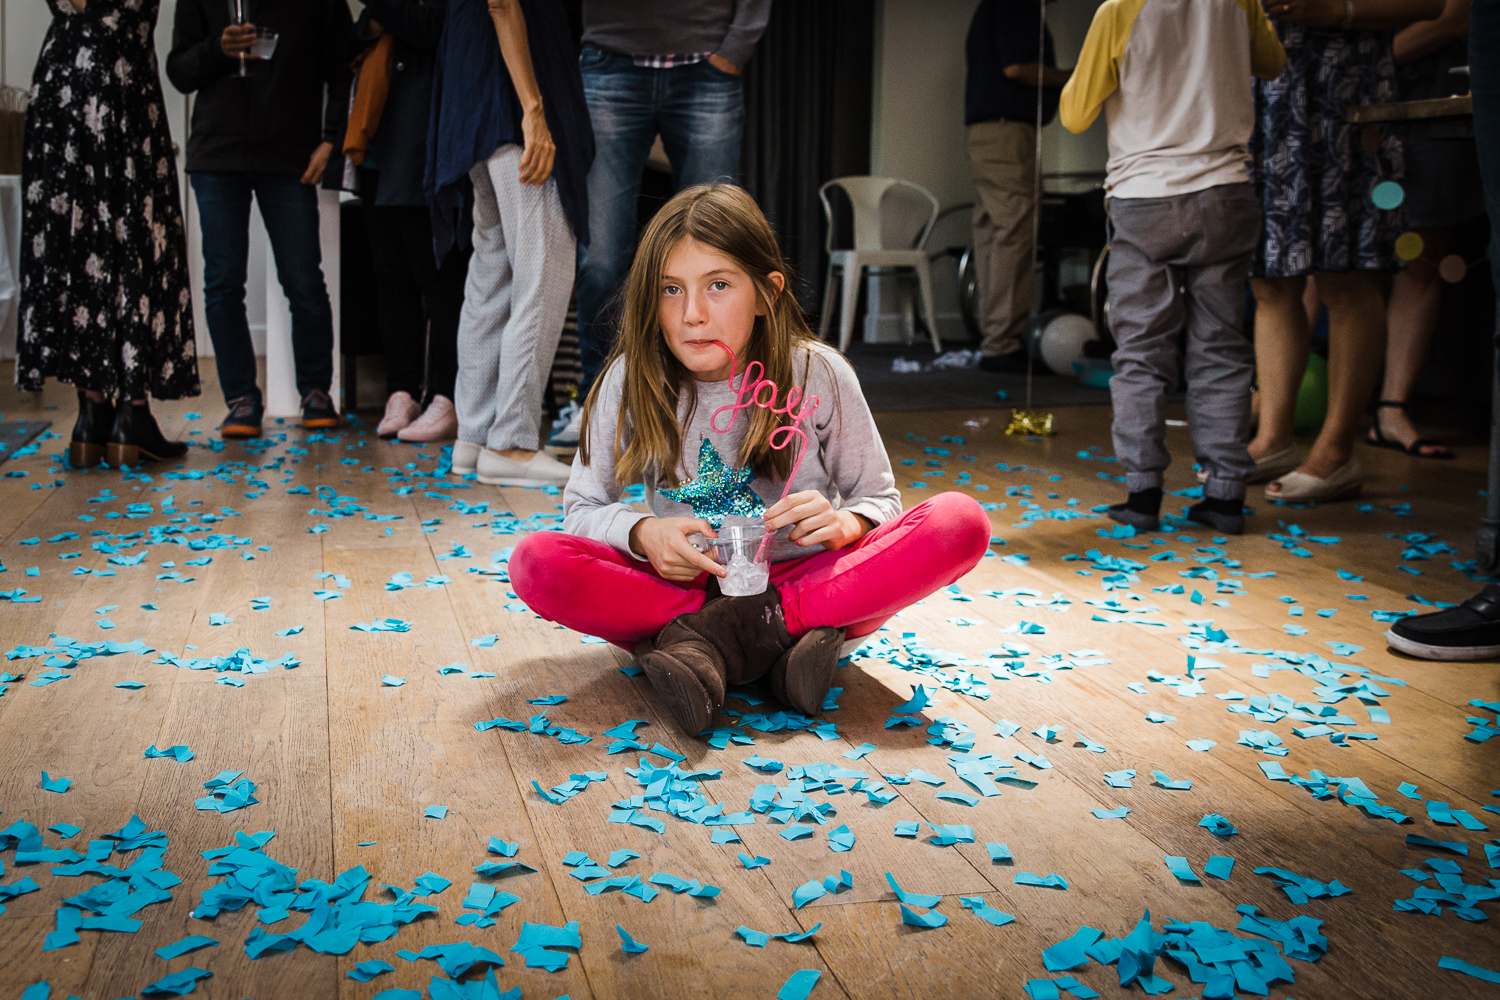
top-left (966, 119), bottom-right (1036, 357)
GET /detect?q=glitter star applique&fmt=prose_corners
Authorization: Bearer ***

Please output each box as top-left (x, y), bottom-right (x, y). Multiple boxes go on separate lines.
top-left (657, 438), bottom-right (765, 528)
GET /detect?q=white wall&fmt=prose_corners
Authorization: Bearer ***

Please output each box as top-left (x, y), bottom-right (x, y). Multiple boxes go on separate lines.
top-left (865, 0), bottom-right (1107, 343)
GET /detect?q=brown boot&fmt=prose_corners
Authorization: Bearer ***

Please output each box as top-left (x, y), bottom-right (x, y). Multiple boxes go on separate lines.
top-left (770, 627), bottom-right (845, 716)
top-left (638, 585), bottom-right (794, 734)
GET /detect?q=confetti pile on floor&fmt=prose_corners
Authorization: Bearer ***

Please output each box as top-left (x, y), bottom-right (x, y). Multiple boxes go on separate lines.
top-left (0, 399), bottom-right (1497, 999)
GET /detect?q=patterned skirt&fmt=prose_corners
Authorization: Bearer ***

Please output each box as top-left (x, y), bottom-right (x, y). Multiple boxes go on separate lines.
top-left (1249, 25), bottom-right (1404, 278)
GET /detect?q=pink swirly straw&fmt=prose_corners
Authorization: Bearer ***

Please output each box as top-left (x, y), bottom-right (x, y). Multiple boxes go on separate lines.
top-left (707, 340), bottom-right (819, 562)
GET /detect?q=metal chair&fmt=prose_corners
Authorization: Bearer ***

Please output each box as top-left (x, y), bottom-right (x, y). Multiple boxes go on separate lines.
top-left (817, 176), bottom-right (943, 354)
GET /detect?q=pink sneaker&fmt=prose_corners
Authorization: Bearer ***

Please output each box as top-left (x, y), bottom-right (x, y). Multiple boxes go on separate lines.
top-left (398, 395), bottom-right (458, 442)
top-left (377, 391), bottom-right (421, 438)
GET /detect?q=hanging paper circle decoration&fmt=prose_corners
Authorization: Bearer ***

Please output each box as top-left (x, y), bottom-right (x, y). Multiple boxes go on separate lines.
top-left (1394, 232), bottom-right (1424, 261)
top-left (1438, 254), bottom-right (1467, 283)
top-left (1371, 181), bottom-right (1405, 211)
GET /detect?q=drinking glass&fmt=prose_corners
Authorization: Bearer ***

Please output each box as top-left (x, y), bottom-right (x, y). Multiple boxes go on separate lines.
top-left (227, 0), bottom-right (248, 77)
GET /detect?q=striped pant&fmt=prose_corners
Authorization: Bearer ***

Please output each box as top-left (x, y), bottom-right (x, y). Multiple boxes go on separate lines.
top-left (454, 144), bottom-right (576, 452)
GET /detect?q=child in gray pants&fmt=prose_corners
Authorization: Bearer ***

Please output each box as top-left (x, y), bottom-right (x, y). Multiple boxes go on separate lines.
top-left (1057, 0), bottom-right (1286, 533)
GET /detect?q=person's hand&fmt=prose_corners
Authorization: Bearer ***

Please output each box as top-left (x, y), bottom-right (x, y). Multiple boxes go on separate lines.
top-left (1004, 61), bottom-right (1046, 86)
top-left (301, 141), bottom-right (333, 185)
top-left (518, 105), bottom-right (556, 186)
top-left (221, 23), bottom-right (257, 57)
top-left (1267, 0), bottom-right (1342, 26)
top-left (629, 517), bottom-right (726, 581)
top-left (764, 490), bottom-right (872, 551)
top-left (707, 52), bottom-right (741, 75)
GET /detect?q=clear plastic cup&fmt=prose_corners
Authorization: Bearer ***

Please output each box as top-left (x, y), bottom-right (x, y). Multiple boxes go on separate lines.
top-left (250, 28), bottom-right (278, 60)
top-left (708, 522), bottom-right (770, 597)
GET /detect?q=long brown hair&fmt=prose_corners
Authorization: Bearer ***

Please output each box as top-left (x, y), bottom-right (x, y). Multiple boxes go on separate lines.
top-left (579, 184), bottom-right (823, 488)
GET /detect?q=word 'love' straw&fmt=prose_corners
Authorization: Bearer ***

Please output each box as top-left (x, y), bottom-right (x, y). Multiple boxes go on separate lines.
top-left (707, 340), bottom-right (819, 562)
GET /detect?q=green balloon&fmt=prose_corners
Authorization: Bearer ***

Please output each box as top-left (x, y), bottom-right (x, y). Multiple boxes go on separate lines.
top-left (1293, 352), bottom-right (1329, 436)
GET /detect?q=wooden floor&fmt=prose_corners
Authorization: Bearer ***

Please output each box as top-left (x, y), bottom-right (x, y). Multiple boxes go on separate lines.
top-left (0, 362), bottom-right (1496, 1000)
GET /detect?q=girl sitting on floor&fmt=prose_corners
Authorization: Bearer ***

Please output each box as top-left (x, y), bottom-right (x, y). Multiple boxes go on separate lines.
top-left (510, 184), bottom-right (990, 734)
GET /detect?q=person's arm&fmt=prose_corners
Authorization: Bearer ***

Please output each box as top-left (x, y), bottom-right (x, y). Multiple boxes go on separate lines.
top-left (1243, 0), bottom-right (1289, 78)
top-left (763, 352), bottom-right (901, 551)
top-left (1004, 64), bottom-right (1074, 88)
top-left (1394, 0), bottom-right (1470, 64)
top-left (710, 0), bottom-right (772, 74)
top-left (487, 0), bottom-right (555, 186)
top-left (305, 0), bottom-right (355, 185)
top-left (1058, 2), bottom-right (1124, 134)
top-left (1269, 0), bottom-right (1444, 30)
top-left (362, 0), bottom-right (447, 51)
top-left (167, 0), bottom-right (249, 94)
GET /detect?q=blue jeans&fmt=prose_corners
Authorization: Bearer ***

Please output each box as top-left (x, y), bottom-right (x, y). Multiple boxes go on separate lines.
top-left (191, 172), bottom-right (335, 406)
top-left (574, 47), bottom-right (745, 388)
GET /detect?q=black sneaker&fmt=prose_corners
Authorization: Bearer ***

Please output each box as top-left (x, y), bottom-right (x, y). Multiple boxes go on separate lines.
top-left (1107, 488), bottom-right (1162, 532)
top-left (301, 388), bottom-right (341, 429)
top-left (219, 396), bottom-right (263, 439)
top-left (1387, 584), bottom-right (1500, 661)
top-left (978, 348), bottom-right (1032, 374)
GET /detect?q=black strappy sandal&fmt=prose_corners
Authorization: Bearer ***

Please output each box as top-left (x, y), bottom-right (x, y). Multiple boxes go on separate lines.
top-left (1366, 400), bottom-right (1454, 459)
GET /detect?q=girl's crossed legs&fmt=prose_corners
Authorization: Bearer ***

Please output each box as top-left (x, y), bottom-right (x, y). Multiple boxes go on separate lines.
top-left (511, 492), bottom-right (991, 649)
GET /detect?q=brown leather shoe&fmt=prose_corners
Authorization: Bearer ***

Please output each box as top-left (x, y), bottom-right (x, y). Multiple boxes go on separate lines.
top-left (770, 627), bottom-right (845, 715)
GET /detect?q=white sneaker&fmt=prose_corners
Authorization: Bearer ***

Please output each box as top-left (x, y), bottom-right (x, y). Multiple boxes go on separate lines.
top-left (398, 395), bottom-right (458, 442)
top-left (476, 448), bottom-right (573, 487)
top-left (548, 404), bottom-right (582, 447)
top-left (451, 440), bottom-right (481, 475)
top-left (377, 391), bottom-right (421, 438)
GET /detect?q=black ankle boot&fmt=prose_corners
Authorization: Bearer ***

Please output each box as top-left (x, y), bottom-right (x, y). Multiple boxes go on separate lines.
top-left (106, 403), bottom-right (188, 467)
top-left (1187, 496), bottom-right (1246, 534)
top-left (1108, 488), bottom-right (1162, 531)
top-left (69, 393), bottom-right (115, 468)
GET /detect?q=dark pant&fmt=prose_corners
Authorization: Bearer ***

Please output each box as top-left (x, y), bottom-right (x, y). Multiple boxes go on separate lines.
top-left (1106, 183), bottom-right (1261, 500)
top-left (360, 172), bottom-right (469, 402)
top-left (1475, 0), bottom-right (1500, 348)
top-left (574, 47), bottom-right (745, 391)
top-left (190, 172), bottom-right (334, 406)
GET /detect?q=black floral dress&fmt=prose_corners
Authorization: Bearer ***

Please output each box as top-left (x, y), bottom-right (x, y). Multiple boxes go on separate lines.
top-left (1249, 25), bottom-right (1404, 278)
top-left (16, 0), bottom-right (199, 400)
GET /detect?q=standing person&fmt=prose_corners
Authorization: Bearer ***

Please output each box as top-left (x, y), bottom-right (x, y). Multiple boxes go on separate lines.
top-left (345, 0), bottom-right (471, 442)
top-left (1245, 0), bottom-right (1442, 503)
top-left (18, 0), bottom-right (197, 468)
top-left (552, 0), bottom-right (771, 449)
top-left (1061, 0), bottom-right (1286, 534)
top-left (1368, 0), bottom-right (1478, 459)
top-left (427, 0), bottom-right (592, 486)
top-left (964, 0), bottom-right (1070, 374)
top-left (167, 0), bottom-right (353, 439)
top-left (1383, 0), bottom-right (1500, 661)
top-left (509, 185), bottom-right (989, 733)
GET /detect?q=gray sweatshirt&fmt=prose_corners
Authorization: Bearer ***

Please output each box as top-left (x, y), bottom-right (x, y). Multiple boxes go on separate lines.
top-left (581, 0), bottom-right (773, 70)
top-left (564, 342), bottom-right (903, 564)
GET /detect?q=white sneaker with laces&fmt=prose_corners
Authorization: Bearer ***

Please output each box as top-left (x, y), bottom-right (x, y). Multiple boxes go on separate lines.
top-left (377, 391), bottom-right (421, 438)
top-left (476, 447), bottom-right (574, 487)
top-left (451, 440), bottom-right (481, 475)
top-left (548, 404), bottom-right (582, 447)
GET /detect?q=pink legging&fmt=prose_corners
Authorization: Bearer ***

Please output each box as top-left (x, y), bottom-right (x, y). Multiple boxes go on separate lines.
top-left (510, 492), bottom-right (992, 649)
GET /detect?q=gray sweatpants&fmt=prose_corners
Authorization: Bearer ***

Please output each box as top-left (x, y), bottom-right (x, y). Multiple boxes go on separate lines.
top-left (1106, 182), bottom-right (1260, 501)
top-left (455, 144), bottom-right (576, 453)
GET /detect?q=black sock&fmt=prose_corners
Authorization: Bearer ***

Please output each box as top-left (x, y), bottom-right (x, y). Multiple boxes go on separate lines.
top-left (1118, 488), bottom-right (1162, 516)
top-left (1193, 496), bottom-right (1242, 516)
